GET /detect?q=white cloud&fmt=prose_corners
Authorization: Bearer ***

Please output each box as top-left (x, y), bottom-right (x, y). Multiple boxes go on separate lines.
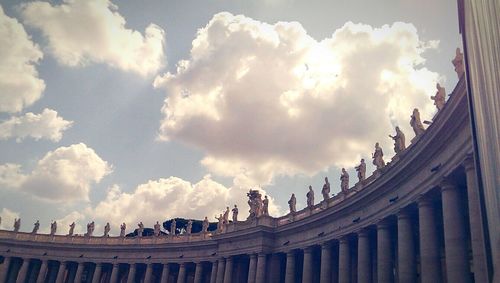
top-left (53, 211), bottom-right (86, 235)
top-left (0, 208), bottom-right (20, 230)
top-left (20, 0), bottom-right (165, 76)
top-left (0, 143), bottom-right (112, 202)
top-left (0, 108), bottom-right (73, 142)
top-left (154, 13), bottom-right (439, 184)
top-left (0, 5), bottom-right (45, 113)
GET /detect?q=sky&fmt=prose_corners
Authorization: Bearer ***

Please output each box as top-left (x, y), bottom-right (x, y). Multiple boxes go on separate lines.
top-left (0, 0), bottom-right (462, 235)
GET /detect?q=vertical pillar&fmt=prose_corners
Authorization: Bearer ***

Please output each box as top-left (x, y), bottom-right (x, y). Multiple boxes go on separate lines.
top-left (209, 261), bottom-right (217, 283)
top-left (0, 256), bottom-right (11, 283)
top-left (464, 157), bottom-right (488, 283)
top-left (357, 230), bottom-right (371, 283)
top-left (320, 243), bottom-right (332, 283)
top-left (126, 263), bottom-right (136, 283)
top-left (255, 253), bottom-right (267, 283)
top-left (160, 263), bottom-right (170, 283)
top-left (74, 262), bottom-right (84, 283)
top-left (339, 238), bottom-right (350, 283)
top-left (441, 180), bottom-right (471, 283)
top-left (37, 259), bottom-right (49, 283)
top-left (302, 247), bottom-right (313, 283)
top-left (109, 263), bottom-right (119, 283)
top-left (418, 197), bottom-right (442, 283)
top-left (398, 211), bottom-right (416, 283)
top-left (377, 221), bottom-right (393, 283)
top-left (91, 263), bottom-right (102, 283)
top-left (223, 257), bottom-right (232, 283)
top-left (269, 254), bottom-right (281, 283)
top-left (247, 254), bottom-right (257, 283)
top-left (55, 261), bottom-right (67, 283)
top-left (216, 258), bottom-right (225, 283)
top-left (177, 263), bottom-right (186, 283)
top-left (194, 262), bottom-right (203, 283)
top-left (284, 251), bottom-right (295, 283)
top-left (144, 263), bottom-right (154, 283)
top-left (17, 258), bottom-right (31, 283)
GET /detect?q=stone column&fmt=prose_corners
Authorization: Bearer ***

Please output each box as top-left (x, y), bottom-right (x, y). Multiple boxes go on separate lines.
top-left (223, 257), bottom-right (233, 283)
top-left (55, 261), bottom-right (67, 283)
top-left (209, 261), bottom-right (218, 283)
top-left (255, 253), bottom-right (267, 283)
top-left (36, 259), bottom-right (49, 283)
top-left (398, 211), bottom-right (416, 283)
top-left (284, 251), bottom-right (295, 283)
top-left (247, 254), bottom-right (257, 283)
top-left (17, 258), bottom-right (31, 283)
top-left (160, 263), bottom-right (170, 283)
top-left (74, 262), bottom-right (85, 283)
top-left (177, 263), bottom-right (186, 283)
top-left (0, 256), bottom-right (11, 283)
top-left (441, 180), bottom-right (471, 283)
top-left (418, 197), bottom-right (442, 283)
top-left (126, 263), bottom-right (136, 283)
top-left (216, 258), bottom-right (225, 283)
top-left (91, 263), bottom-right (102, 283)
top-left (320, 243), bottom-right (332, 283)
top-left (464, 157), bottom-right (488, 283)
top-left (377, 221), bottom-right (393, 283)
top-left (339, 237), bottom-right (350, 283)
top-left (144, 263), bottom-right (154, 283)
top-left (357, 230), bottom-right (371, 283)
top-left (302, 247), bottom-right (313, 283)
top-left (109, 263), bottom-right (120, 283)
top-left (194, 262), bottom-right (203, 283)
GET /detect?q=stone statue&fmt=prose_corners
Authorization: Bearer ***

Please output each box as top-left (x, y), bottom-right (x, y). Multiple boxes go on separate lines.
top-left (372, 142), bottom-right (385, 170)
top-left (137, 222), bottom-right (144, 237)
top-left (232, 205), bottom-right (239, 222)
top-left (154, 221), bottom-right (161, 236)
top-left (389, 126), bottom-right (406, 154)
top-left (263, 196), bottom-right (269, 215)
top-left (452, 47), bottom-right (464, 78)
top-left (223, 207), bottom-right (230, 224)
top-left (431, 83), bottom-right (446, 111)
top-left (103, 222), bottom-right (110, 237)
top-left (68, 222), bottom-right (75, 236)
top-left (410, 108), bottom-right (425, 137)
top-left (202, 217), bottom-right (209, 233)
top-left (170, 219), bottom-right (176, 235)
top-left (50, 221), bottom-right (57, 236)
top-left (340, 168), bottom-right (349, 192)
top-left (120, 223), bottom-right (126, 237)
top-left (13, 218), bottom-right (21, 232)
top-left (306, 185), bottom-right (314, 208)
top-left (288, 193), bottom-right (297, 213)
top-left (321, 177), bottom-right (330, 201)
top-left (32, 220), bottom-right (40, 234)
top-left (215, 214), bottom-right (223, 232)
top-left (186, 220), bottom-right (193, 235)
top-left (247, 190), bottom-right (263, 219)
top-left (355, 159), bottom-right (366, 182)
top-left (85, 221), bottom-right (95, 237)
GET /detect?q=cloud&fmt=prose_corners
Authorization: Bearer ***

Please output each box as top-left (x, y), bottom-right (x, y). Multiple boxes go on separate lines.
top-left (20, 0), bottom-right (165, 76)
top-left (0, 208), bottom-right (20, 230)
top-left (0, 5), bottom-right (45, 113)
top-left (154, 13), bottom-right (439, 184)
top-left (0, 108), bottom-right (73, 142)
top-left (0, 143), bottom-right (112, 202)
top-left (52, 211), bottom-right (86, 235)
top-left (87, 175), bottom-right (280, 232)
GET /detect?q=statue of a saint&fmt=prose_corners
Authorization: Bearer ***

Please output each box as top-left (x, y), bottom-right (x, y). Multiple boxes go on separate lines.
top-left (85, 221), bottom-right (95, 237)
top-left (215, 214), bottom-right (223, 232)
top-left (263, 196), bottom-right (269, 215)
top-left (452, 48), bottom-right (464, 78)
top-left (288, 194), bottom-right (297, 213)
top-left (202, 217), bottom-right (209, 233)
top-left (32, 220), bottom-right (40, 234)
top-left (372, 142), bottom-right (385, 170)
top-left (389, 126), bottom-right (406, 154)
top-left (232, 205), bottom-right (239, 222)
top-left (120, 223), bottom-right (126, 237)
top-left (355, 159), bottom-right (366, 182)
top-left (410, 108), bottom-right (425, 137)
top-left (186, 220), bottom-right (193, 235)
top-left (154, 221), bottom-right (161, 236)
top-left (223, 207), bottom-right (230, 224)
top-left (137, 222), bottom-right (144, 237)
top-left (13, 218), bottom-right (20, 232)
top-left (321, 177), bottom-right (330, 201)
top-left (431, 83), bottom-right (446, 111)
top-left (68, 222), bottom-right (75, 236)
top-left (246, 190), bottom-right (263, 219)
top-left (103, 222), bottom-right (110, 237)
top-left (50, 221), bottom-right (57, 236)
top-left (306, 185), bottom-right (314, 208)
top-left (340, 168), bottom-right (349, 192)
top-left (170, 219), bottom-right (176, 235)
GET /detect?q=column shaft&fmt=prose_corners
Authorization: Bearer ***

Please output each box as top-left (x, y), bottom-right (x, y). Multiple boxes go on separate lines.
top-left (109, 263), bottom-right (119, 283)
top-left (398, 211), bottom-right (416, 283)
top-left (209, 261), bottom-right (217, 283)
top-left (255, 254), bottom-right (267, 283)
top-left (126, 264), bottom-right (136, 283)
top-left (223, 258), bottom-right (232, 283)
top-left (17, 258), bottom-right (31, 283)
top-left (418, 197), bottom-right (442, 283)
top-left (55, 262), bottom-right (67, 283)
top-left (177, 263), bottom-right (186, 283)
top-left (247, 254), bottom-right (257, 283)
top-left (37, 260), bottom-right (48, 283)
top-left (320, 243), bottom-right (332, 283)
top-left (302, 248), bottom-right (313, 283)
top-left (74, 262), bottom-right (84, 283)
top-left (0, 257), bottom-right (11, 283)
top-left (194, 262), bottom-right (203, 283)
top-left (216, 259), bottom-right (225, 283)
top-left (284, 251), bottom-right (295, 283)
top-left (357, 231), bottom-right (371, 283)
top-left (160, 263), bottom-right (170, 283)
top-left (91, 263), bottom-right (102, 283)
top-left (377, 222), bottom-right (393, 283)
top-left (339, 238), bottom-right (350, 283)
top-left (144, 263), bottom-right (154, 283)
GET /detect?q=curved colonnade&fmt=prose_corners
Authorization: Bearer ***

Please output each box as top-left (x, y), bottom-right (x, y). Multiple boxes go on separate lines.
top-left (0, 77), bottom-right (487, 283)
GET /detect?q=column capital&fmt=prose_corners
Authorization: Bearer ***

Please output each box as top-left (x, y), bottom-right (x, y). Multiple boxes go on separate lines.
top-left (179, 262), bottom-right (186, 267)
top-left (303, 246), bottom-right (313, 254)
top-left (397, 209), bottom-right (412, 220)
top-left (286, 250), bottom-right (295, 257)
top-left (225, 256), bottom-right (233, 262)
top-left (321, 241), bottom-right (332, 249)
top-left (257, 253), bottom-right (266, 258)
top-left (357, 228), bottom-right (370, 238)
top-left (377, 219), bottom-right (391, 229)
top-left (339, 236), bottom-right (350, 244)
top-left (249, 253), bottom-right (257, 259)
top-left (417, 194), bottom-right (434, 207)
top-left (440, 177), bottom-right (457, 192)
top-left (462, 154), bottom-right (475, 172)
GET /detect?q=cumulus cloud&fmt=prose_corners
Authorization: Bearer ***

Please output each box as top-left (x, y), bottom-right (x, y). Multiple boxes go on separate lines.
top-left (0, 143), bottom-right (112, 202)
top-left (0, 5), bottom-right (45, 113)
top-left (0, 108), bottom-right (73, 142)
top-left (154, 13), bottom-right (439, 184)
top-left (0, 208), bottom-right (20, 230)
top-left (20, 0), bottom-right (165, 76)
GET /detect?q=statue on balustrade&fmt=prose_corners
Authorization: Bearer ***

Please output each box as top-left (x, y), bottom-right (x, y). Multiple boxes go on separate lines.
top-left (202, 217), bottom-right (209, 233)
top-left (306, 185), bottom-right (315, 208)
top-left (154, 221), bottom-right (161, 236)
top-left (170, 219), bottom-right (176, 235)
top-left (13, 218), bottom-right (21, 232)
top-left (410, 108), bottom-right (425, 137)
top-left (104, 222), bottom-right (110, 237)
top-left (321, 177), bottom-right (330, 201)
top-left (340, 168), bottom-right (349, 192)
top-left (215, 214), bottom-right (223, 232)
top-left (85, 221), bottom-right (95, 237)
top-left (247, 189), bottom-right (263, 219)
top-left (68, 222), bottom-right (75, 236)
top-left (32, 220), bottom-right (40, 234)
top-left (452, 47), bottom-right (465, 78)
top-left (186, 220), bottom-right (193, 235)
top-left (389, 126), bottom-right (406, 154)
top-left (232, 205), bottom-right (239, 222)
top-left (355, 159), bottom-right (366, 182)
top-left (120, 223), bottom-right (126, 237)
top-left (137, 222), bottom-right (144, 237)
top-left (223, 207), bottom-right (230, 224)
top-left (263, 196), bottom-right (269, 215)
top-left (288, 193), bottom-right (297, 213)
top-left (372, 142), bottom-right (385, 170)
top-left (50, 221), bottom-right (57, 236)
top-left (431, 83), bottom-right (446, 111)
